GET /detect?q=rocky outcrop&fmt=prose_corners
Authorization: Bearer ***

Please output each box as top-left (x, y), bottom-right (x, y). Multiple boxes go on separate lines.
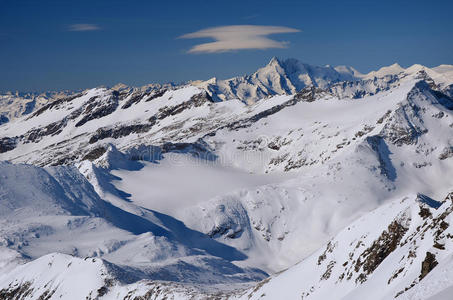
top-left (419, 252), bottom-right (438, 280)
top-left (0, 137), bottom-right (16, 153)
top-left (354, 219), bottom-right (409, 283)
top-left (75, 93), bottom-right (119, 127)
top-left (28, 93), bottom-right (83, 119)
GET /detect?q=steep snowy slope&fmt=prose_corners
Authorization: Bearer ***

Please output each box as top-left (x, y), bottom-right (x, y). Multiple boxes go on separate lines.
top-left (239, 191), bottom-right (453, 300)
top-left (0, 161), bottom-right (268, 289)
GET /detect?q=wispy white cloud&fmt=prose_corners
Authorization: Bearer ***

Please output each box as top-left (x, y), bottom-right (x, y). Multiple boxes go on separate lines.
top-left (68, 24), bottom-right (101, 32)
top-left (179, 25), bottom-right (300, 54)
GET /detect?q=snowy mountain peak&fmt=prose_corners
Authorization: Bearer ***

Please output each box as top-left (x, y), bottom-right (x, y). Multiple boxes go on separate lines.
top-left (365, 62), bottom-right (405, 79)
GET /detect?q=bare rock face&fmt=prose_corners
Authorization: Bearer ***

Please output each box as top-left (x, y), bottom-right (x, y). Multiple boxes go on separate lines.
top-left (419, 252), bottom-right (438, 280)
top-left (439, 146), bottom-right (453, 160)
top-left (354, 219), bottom-right (409, 283)
top-left (0, 137), bottom-right (16, 153)
top-left (75, 92), bottom-right (119, 127)
top-left (293, 86), bottom-right (330, 102)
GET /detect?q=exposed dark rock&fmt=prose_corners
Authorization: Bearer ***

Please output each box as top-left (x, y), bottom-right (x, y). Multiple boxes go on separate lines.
top-left (120, 88), bottom-right (167, 109)
top-left (377, 110), bottom-right (392, 124)
top-left (189, 91), bottom-right (214, 104)
top-left (208, 224), bottom-right (243, 239)
top-left (0, 281), bottom-right (33, 299)
top-left (121, 91), bottom-right (144, 109)
top-left (144, 88), bottom-right (167, 102)
top-left (380, 83), bottom-right (431, 146)
top-left (267, 141), bottom-right (280, 151)
top-left (25, 119), bottom-right (68, 143)
top-left (161, 141), bottom-right (217, 161)
top-left (320, 261), bottom-right (336, 280)
top-left (284, 158), bottom-right (312, 172)
top-left (29, 93), bottom-right (83, 118)
top-left (89, 124), bottom-right (153, 144)
top-left (293, 86), bottom-right (328, 102)
top-left (0, 114), bottom-right (9, 125)
top-left (0, 137), bottom-right (17, 153)
top-left (432, 111), bottom-right (445, 119)
top-left (381, 106), bottom-right (426, 146)
top-left (419, 252), bottom-right (438, 280)
top-left (154, 91), bottom-right (213, 121)
top-left (82, 147), bottom-right (107, 161)
top-left (75, 93), bottom-right (119, 127)
top-left (415, 70), bottom-right (438, 90)
top-left (387, 267), bottom-right (405, 284)
top-left (226, 93), bottom-right (311, 131)
top-left (49, 155), bottom-right (79, 166)
top-left (354, 219), bottom-right (409, 283)
top-left (318, 241), bottom-right (335, 265)
top-left (355, 125), bottom-right (375, 138)
top-left (419, 206), bottom-right (432, 219)
top-left (439, 146), bottom-right (453, 160)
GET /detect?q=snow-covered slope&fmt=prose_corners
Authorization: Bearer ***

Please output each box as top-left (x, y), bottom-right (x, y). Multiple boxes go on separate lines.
top-left (2, 59), bottom-right (453, 299)
top-left (0, 161), bottom-right (267, 289)
top-left (239, 191), bottom-right (453, 300)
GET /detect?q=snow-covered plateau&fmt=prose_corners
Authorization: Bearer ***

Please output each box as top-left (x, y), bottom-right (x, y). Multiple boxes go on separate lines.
top-left (1, 58), bottom-right (453, 299)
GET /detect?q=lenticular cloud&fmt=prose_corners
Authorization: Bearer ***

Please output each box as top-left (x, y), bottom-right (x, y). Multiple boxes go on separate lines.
top-left (179, 25), bottom-right (300, 53)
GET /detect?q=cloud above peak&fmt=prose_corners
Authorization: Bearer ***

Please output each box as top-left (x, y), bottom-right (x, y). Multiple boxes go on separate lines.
top-left (68, 24), bottom-right (101, 32)
top-left (179, 25), bottom-right (300, 53)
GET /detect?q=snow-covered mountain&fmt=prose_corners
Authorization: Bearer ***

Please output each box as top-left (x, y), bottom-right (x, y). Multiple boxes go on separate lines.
top-left (192, 57), bottom-right (362, 103)
top-left (1, 59), bottom-right (453, 299)
top-left (191, 57), bottom-right (453, 103)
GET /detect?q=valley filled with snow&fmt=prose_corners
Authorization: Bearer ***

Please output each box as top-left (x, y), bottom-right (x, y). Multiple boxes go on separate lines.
top-left (1, 58), bottom-right (453, 299)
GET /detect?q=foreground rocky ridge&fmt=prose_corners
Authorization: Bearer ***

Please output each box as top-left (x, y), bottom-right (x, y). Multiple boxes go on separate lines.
top-left (241, 192), bottom-right (453, 300)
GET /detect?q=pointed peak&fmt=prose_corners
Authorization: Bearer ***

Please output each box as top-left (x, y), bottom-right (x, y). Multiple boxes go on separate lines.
top-left (268, 56), bottom-right (281, 66)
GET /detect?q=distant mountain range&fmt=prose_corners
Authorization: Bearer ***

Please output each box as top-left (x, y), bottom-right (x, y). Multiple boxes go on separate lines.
top-left (2, 58), bottom-right (453, 123)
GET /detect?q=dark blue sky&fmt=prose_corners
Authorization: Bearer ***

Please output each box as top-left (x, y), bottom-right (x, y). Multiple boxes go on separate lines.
top-left (1, 0), bottom-right (452, 92)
